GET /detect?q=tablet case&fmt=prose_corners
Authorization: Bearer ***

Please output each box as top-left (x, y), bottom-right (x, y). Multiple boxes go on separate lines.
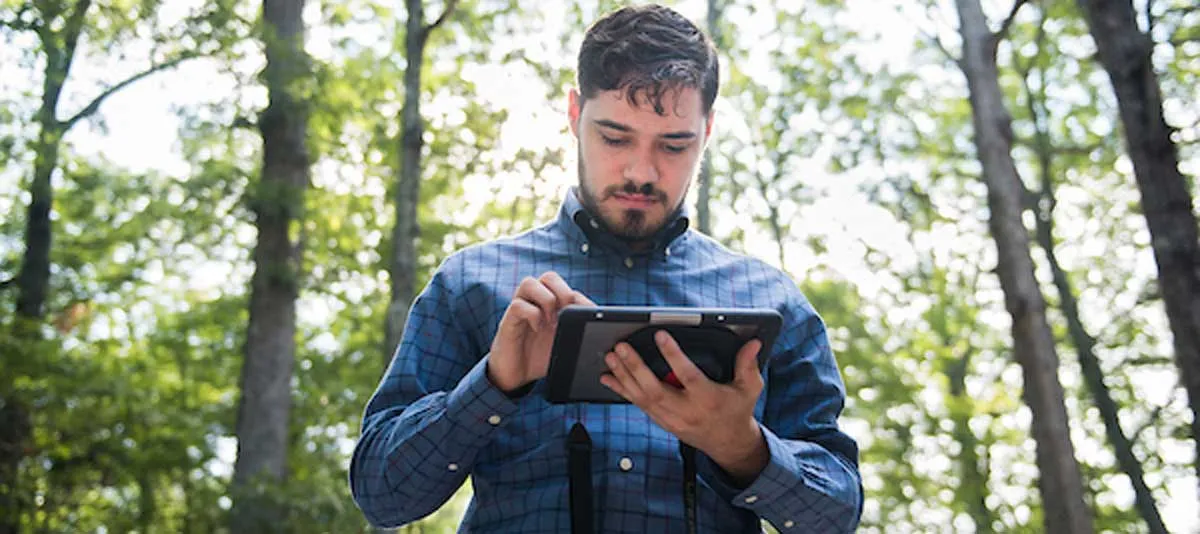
top-left (544, 306), bottom-right (782, 404)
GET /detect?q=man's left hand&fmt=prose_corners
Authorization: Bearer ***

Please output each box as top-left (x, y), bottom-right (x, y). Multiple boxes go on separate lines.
top-left (600, 330), bottom-right (769, 485)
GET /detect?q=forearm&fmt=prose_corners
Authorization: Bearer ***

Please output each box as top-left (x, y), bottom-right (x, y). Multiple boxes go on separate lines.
top-left (698, 425), bottom-right (862, 533)
top-left (350, 357), bottom-right (517, 527)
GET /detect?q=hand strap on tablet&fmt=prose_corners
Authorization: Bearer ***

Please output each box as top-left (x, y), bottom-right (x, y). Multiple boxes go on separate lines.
top-left (568, 422), bottom-right (594, 534)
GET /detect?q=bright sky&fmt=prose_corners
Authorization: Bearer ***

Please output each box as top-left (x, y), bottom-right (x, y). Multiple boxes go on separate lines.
top-left (1, 0), bottom-right (1196, 531)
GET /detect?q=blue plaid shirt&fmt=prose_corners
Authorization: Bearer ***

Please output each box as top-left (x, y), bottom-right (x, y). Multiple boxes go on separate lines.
top-left (350, 189), bottom-right (862, 533)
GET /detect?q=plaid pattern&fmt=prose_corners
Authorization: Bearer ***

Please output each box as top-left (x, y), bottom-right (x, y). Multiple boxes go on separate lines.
top-left (350, 189), bottom-right (863, 533)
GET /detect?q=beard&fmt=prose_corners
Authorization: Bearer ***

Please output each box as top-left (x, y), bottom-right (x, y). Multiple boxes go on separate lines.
top-left (576, 150), bottom-right (683, 242)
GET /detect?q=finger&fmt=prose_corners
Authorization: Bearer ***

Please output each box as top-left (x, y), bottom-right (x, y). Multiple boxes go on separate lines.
top-left (599, 371), bottom-right (629, 399)
top-left (506, 298), bottom-right (545, 333)
top-left (538, 271), bottom-right (577, 310)
top-left (654, 330), bottom-right (714, 393)
top-left (571, 290), bottom-right (596, 307)
top-left (515, 276), bottom-right (557, 325)
top-left (733, 339), bottom-right (765, 392)
top-left (615, 342), bottom-right (676, 404)
top-left (604, 350), bottom-right (646, 401)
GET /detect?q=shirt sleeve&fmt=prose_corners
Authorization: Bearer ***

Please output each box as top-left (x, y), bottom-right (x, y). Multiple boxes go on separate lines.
top-left (348, 261), bottom-right (518, 528)
top-left (695, 293), bottom-right (864, 533)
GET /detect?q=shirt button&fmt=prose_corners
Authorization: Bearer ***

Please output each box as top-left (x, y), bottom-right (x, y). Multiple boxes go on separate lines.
top-left (624, 257), bottom-right (634, 269)
top-left (589, 218), bottom-right (600, 229)
top-left (447, 463), bottom-right (459, 472)
top-left (618, 457), bottom-right (633, 471)
top-left (744, 495), bottom-right (759, 504)
top-left (664, 247), bottom-right (671, 256)
top-left (783, 520), bottom-right (795, 528)
top-left (487, 415), bottom-right (502, 426)
top-left (581, 243), bottom-right (589, 254)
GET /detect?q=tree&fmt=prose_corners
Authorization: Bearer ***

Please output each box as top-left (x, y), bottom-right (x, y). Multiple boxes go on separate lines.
top-left (1075, 0), bottom-right (1200, 487)
top-left (952, 0), bottom-right (1093, 532)
top-left (0, 2), bottom-right (238, 530)
top-left (230, 0), bottom-right (311, 530)
top-left (694, 0), bottom-right (722, 235)
top-left (1013, 10), bottom-right (1168, 531)
top-left (383, 0), bottom-right (460, 364)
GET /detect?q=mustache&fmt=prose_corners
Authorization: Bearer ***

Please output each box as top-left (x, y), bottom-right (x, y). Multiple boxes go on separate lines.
top-left (605, 182), bottom-right (667, 203)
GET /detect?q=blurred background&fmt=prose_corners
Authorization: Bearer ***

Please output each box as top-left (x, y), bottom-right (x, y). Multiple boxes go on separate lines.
top-left (0, 0), bottom-right (1197, 532)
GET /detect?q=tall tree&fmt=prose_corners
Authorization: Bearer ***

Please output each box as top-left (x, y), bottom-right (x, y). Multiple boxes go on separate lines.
top-left (0, 2), bottom-right (220, 530)
top-left (383, 0), bottom-right (460, 364)
top-left (695, 0), bottom-right (722, 235)
top-left (230, 0), bottom-right (311, 530)
top-left (952, 0), bottom-right (1093, 532)
top-left (1014, 13), bottom-right (1168, 532)
top-left (1075, 0), bottom-right (1200, 486)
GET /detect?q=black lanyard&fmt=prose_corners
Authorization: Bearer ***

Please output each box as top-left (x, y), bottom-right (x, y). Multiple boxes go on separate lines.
top-left (568, 422), bottom-right (594, 534)
top-left (680, 441), bottom-right (699, 534)
top-left (568, 422), bottom-right (699, 534)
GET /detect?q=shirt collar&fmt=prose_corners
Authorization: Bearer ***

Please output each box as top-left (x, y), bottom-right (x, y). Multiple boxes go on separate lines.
top-left (556, 186), bottom-right (690, 257)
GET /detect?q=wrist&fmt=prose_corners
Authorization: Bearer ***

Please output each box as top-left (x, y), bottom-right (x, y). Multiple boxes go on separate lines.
top-left (485, 355), bottom-right (524, 393)
top-left (707, 421), bottom-right (769, 486)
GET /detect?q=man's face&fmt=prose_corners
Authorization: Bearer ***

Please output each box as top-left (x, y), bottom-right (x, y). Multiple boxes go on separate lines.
top-left (568, 86), bottom-right (713, 243)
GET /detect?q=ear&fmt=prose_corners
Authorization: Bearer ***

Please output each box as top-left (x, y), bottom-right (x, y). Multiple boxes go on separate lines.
top-left (568, 88), bottom-right (583, 138)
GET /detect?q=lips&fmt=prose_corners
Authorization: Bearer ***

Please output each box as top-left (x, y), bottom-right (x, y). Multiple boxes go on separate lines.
top-left (612, 193), bottom-right (659, 208)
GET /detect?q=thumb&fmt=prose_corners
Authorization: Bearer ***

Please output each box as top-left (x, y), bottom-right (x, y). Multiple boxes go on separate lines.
top-left (734, 339), bottom-right (764, 391)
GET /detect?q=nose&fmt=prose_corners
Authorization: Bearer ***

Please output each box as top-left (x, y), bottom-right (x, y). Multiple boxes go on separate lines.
top-left (623, 147), bottom-right (659, 185)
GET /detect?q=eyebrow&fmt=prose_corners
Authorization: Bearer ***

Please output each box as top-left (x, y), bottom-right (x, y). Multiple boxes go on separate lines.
top-left (593, 119), bottom-right (697, 140)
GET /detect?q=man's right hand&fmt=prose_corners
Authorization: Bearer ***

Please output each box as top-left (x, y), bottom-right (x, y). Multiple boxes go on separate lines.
top-left (487, 271), bottom-right (595, 393)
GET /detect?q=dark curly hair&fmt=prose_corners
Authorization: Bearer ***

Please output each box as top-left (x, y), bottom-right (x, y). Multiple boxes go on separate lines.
top-left (577, 4), bottom-right (719, 116)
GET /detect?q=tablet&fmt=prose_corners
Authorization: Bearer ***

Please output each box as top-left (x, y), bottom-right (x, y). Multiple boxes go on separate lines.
top-left (544, 306), bottom-right (783, 404)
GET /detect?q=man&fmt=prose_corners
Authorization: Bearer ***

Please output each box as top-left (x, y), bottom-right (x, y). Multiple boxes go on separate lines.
top-left (350, 4), bottom-right (862, 532)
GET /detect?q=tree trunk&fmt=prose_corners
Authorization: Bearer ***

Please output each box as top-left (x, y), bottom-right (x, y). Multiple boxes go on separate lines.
top-left (1033, 166), bottom-right (1169, 534)
top-left (695, 0), bottom-right (721, 236)
top-left (1021, 49), bottom-right (1169, 532)
top-left (230, 0), bottom-right (309, 531)
top-left (384, 0), bottom-right (458, 363)
top-left (1075, 0), bottom-right (1200, 487)
top-left (2, 2), bottom-right (90, 529)
top-left (384, 0), bottom-right (426, 365)
top-left (697, 151), bottom-right (713, 235)
top-left (952, 1), bottom-right (1094, 532)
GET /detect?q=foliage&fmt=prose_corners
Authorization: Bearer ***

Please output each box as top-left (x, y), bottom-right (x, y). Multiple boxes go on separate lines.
top-left (0, 0), bottom-right (1196, 532)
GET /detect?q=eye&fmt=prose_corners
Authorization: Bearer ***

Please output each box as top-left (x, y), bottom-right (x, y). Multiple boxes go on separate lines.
top-left (662, 143), bottom-right (688, 154)
top-left (601, 135), bottom-right (629, 147)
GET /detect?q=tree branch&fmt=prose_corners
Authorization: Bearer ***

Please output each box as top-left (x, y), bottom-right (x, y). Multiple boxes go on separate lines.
top-left (232, 116), bottom-right (257, 130)
top-left (995, 0), bottom-right (1032, 42)
top-left (1130, 401), bottom-right (1167, 445)
top-left (918, 26), bottom-right (959, 66)
top-left (1145, 0), bottom-right (1155, 36)
top-left (421, 0), bottom-right (459, 40)
top-left (63, 0), bottom-right (94, 47)
top-left (63, 52), bottom-right (201, 130)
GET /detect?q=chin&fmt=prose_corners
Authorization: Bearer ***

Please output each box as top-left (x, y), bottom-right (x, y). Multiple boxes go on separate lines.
top-left (611, 210), bottom-right (664, 240)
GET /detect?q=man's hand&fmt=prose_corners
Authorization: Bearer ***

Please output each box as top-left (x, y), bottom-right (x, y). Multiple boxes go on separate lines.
top-left (600, 330), bottom-right (769, 485)
top-left (487, 271), bottom-right (594, 393)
